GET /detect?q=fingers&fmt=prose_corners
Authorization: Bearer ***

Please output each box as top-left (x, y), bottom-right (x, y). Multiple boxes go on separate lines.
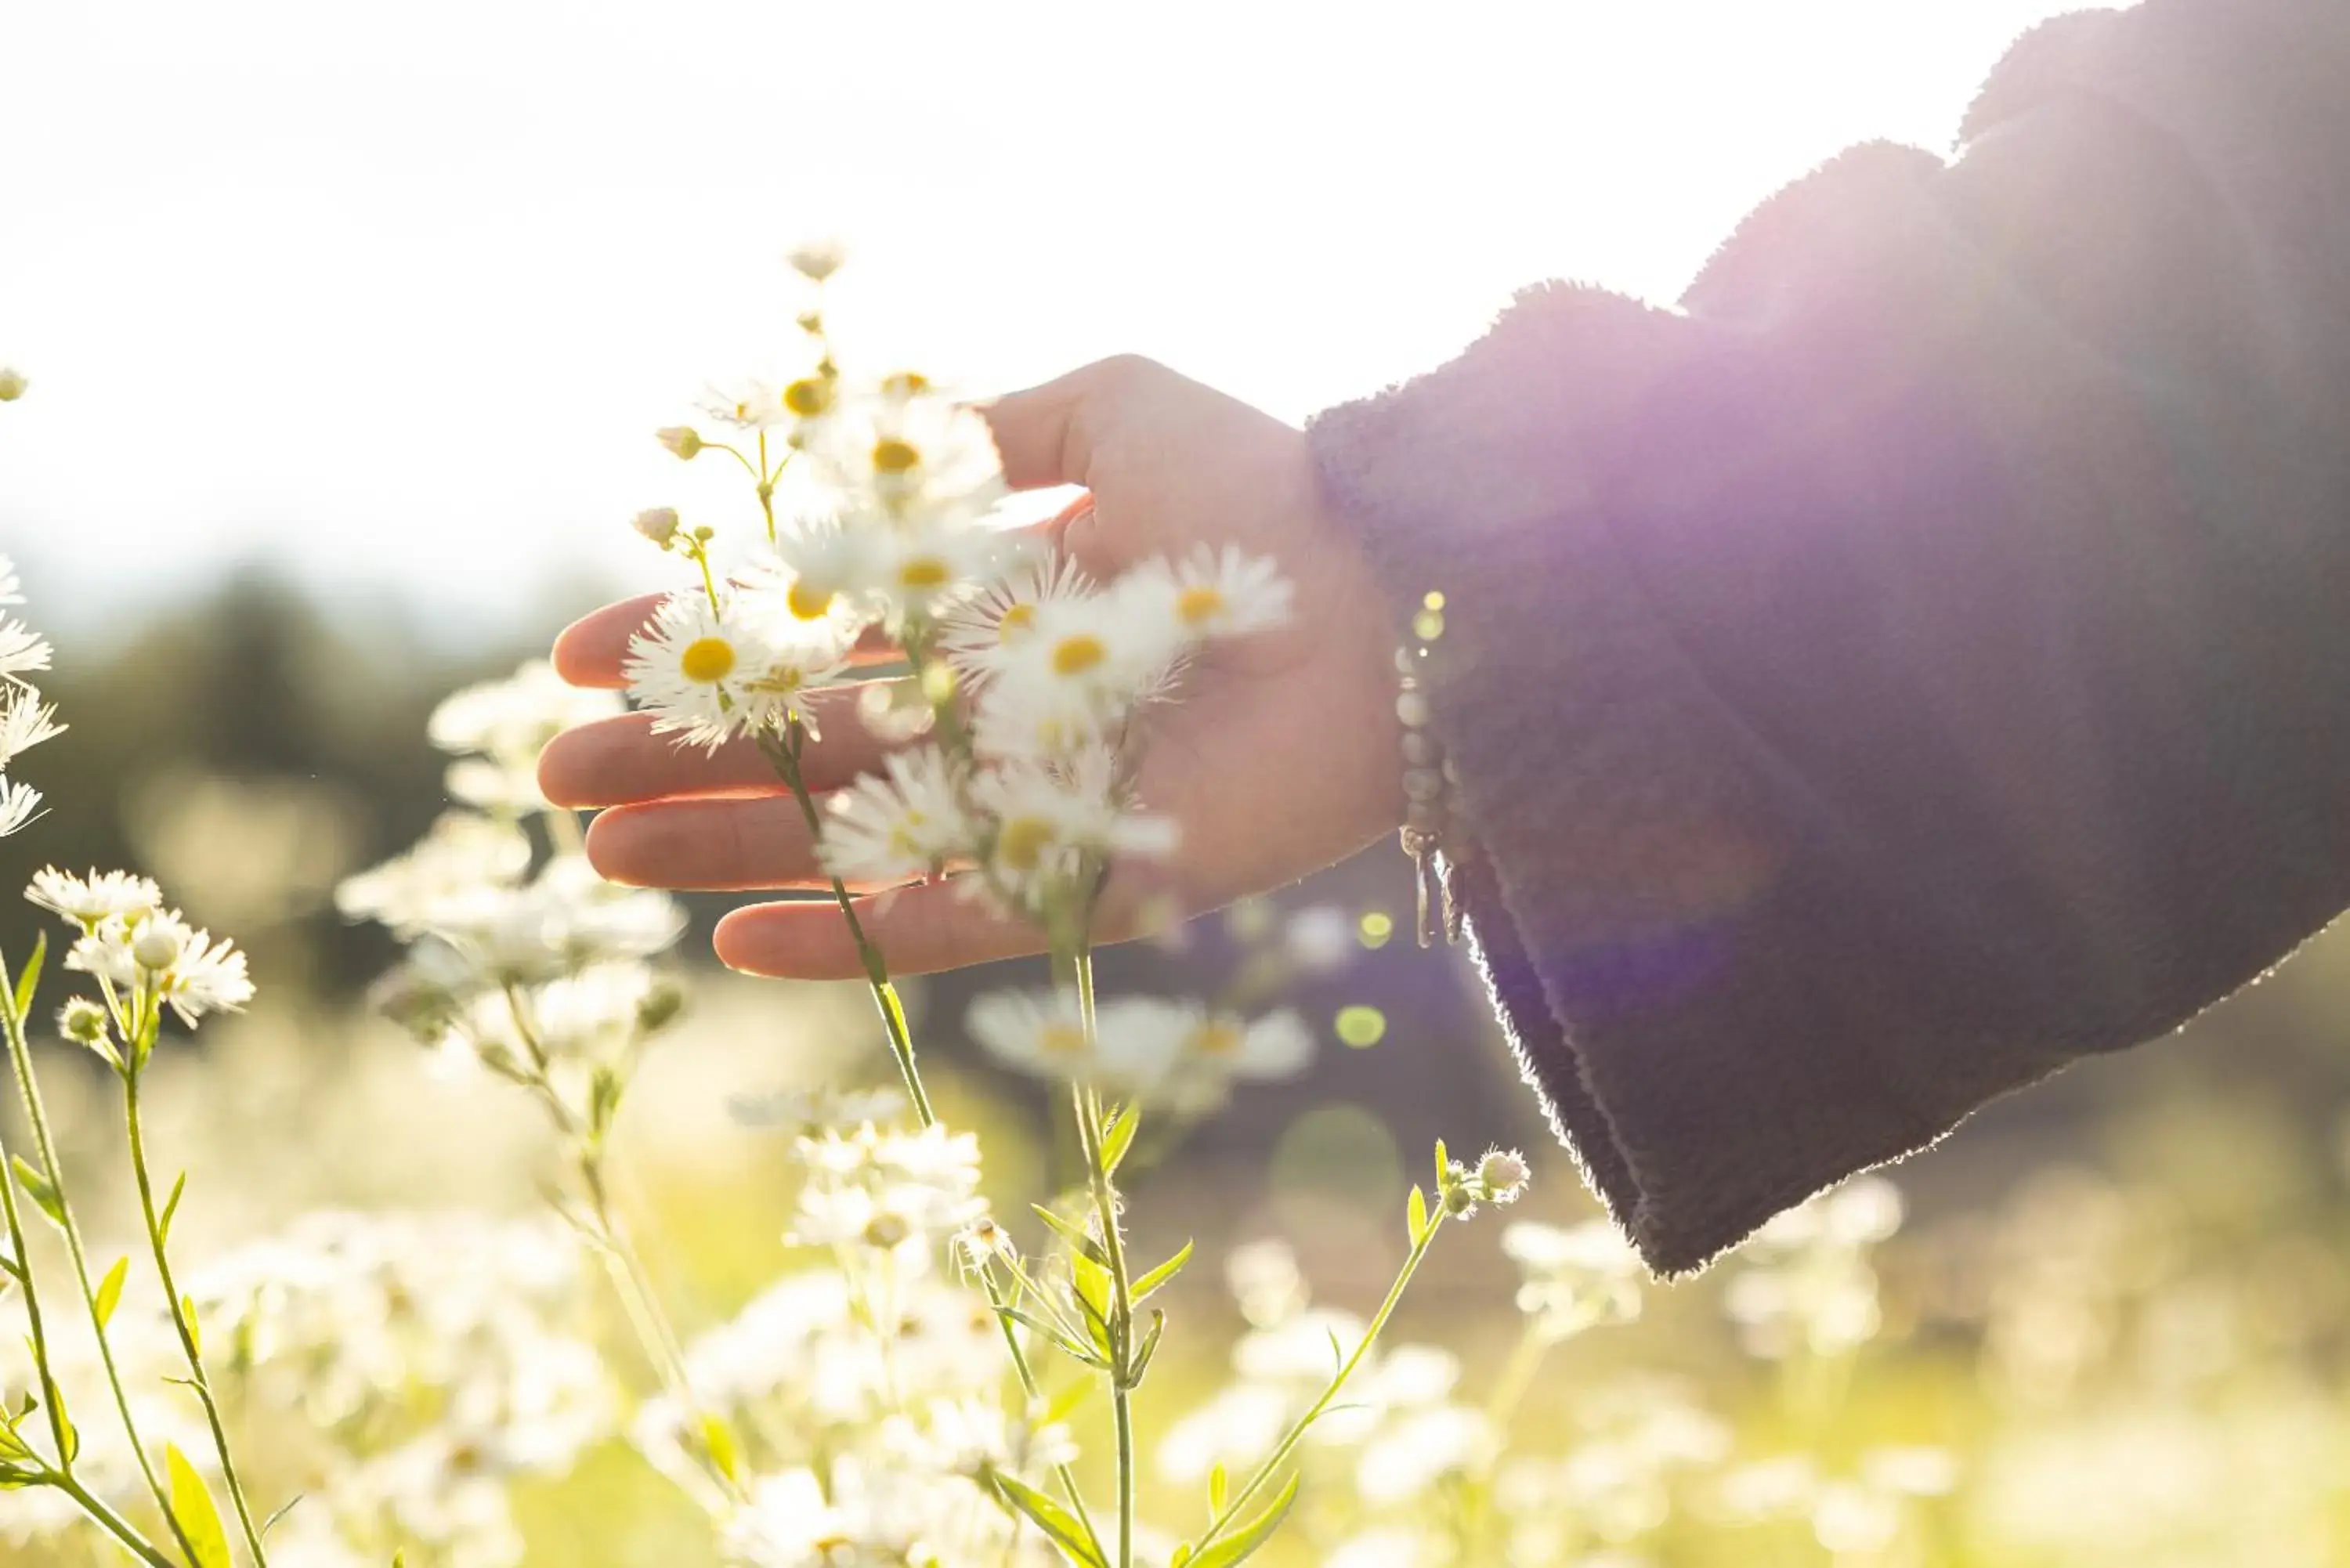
top-left (551, 593), bottom-right (900, 690)
top-left (710, 862), bottom-right (1187, 981)
top-left (585, 795), bottom-right (834, 893)
top-left (714, 883), bottom-right (1046, 979)
top-left (975, 354), bottom-right (1166, 492)
top-left (537, 686), bottom-right (904, 808)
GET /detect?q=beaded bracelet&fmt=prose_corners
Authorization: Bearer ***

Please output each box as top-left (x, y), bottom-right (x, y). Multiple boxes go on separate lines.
top-left (1396, 590), bottom-right (1469, 948)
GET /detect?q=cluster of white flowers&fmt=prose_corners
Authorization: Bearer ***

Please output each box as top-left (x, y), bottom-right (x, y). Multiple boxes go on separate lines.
top-left (187, 1211), bottom-right (614, 1567)
top-left (1723, 1173), bottom-right (1904, 1360)
top-left (338, 664), bottom-right (689, 1121)
top-left (1159, 1240), bottom-right (1499, 1510)
top-left (628, 352), bottom-right (1289, 930)
top-left (967, 988), bottom-right (1312, 1115)
top-left (0, 554), bottom-right (62, 838)
top-left (23, 866), bottom-right (255, 1052)
top-left (430, 658), bottom-right (623, 814)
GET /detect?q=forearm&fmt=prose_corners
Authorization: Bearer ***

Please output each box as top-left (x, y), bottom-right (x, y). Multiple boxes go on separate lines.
top-left (1309, 0), bottom-right (2350, 1272)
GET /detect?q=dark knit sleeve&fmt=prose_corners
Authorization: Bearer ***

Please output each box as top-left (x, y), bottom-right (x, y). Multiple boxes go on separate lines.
top-left (1307, 0), bottom-right (2350, 1274)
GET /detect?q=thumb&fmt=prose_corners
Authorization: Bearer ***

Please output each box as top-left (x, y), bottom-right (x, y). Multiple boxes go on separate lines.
top-left (974, 355), bottom-right (1160, 492)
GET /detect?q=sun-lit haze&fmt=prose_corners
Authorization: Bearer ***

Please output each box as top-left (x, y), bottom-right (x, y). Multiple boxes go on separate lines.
top-left (1, 0), bottom-right (2081, 643)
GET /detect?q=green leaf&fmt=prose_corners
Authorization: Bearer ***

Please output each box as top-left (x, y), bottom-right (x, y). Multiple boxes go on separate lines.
top-left (1209, 1464), bottom-right (1228, 1515)
top-left (182, 1295), bottom-right (201, 1357)
top-left (1130, 1308), bottom-right (1167, 1383)
top-left (1004, 1308), bottom-right (1106, 1369)
top-left (1032, 1203), bottom-right (1108, 1267)
top-left (1043, 1377), bottom-right (1094, 1427)
top-left (1433, 1137), bottom-right (1448, 1186)
top-left (166, 1443), bottom-right (233, 1568)
top-left (0, 1410), bottom-right (34, 1463)
top-left (1170, 1548), bottom-right (1192, 1568)
top-left (94, 1256), bottom-right (128, 1329)
top-left (991, 1471), bottom-right (1107, 1567)
top-left (1407, 1185), bottom-right (1430, 1246)
top-left (10, 933), bottom-right (49, 1025)
top-left (56, 1396), bottom-right (76, 1465)
top-left (160, 1172), bottom-right (188, 1246)
top-left (1068, 1249), bottom-right (1112, 1321)
top-left (1189, 1472), bottom-right (1303, 1567)
top-left (10, 1156), bottom-right (64, 1230)
top-left (1071, 1277), bottom-right (1115, 1360)
top-left (1133, 1238), bottom-right (1195, 1303)
top-left (1099, 1104), bottom-right (1139, 1175)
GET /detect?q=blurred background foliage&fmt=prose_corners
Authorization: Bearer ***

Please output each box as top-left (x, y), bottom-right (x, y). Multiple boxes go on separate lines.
top-left (15, 570), bottom-right (2350, 1563)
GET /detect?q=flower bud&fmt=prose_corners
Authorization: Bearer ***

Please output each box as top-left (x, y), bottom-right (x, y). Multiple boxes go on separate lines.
top-left (635, 977), bottom-right (687, 1035)
top-left (656, 426), bottom-right (702, 460)
top-left (132, 923), bottom-right (184, 972)
top-left (0, 368), bottom-right (26, 402)
top-left (787, 240), bottom-right (846, 283)
top-left (1441, 1182), bottom-right (1481, 1221)
top-left (1477, 1147), bottom-right (1531, 1205)
top-left (633, 508), bottom-right (681, 547)
top-left (58, 996), bottom-right (110, 1046)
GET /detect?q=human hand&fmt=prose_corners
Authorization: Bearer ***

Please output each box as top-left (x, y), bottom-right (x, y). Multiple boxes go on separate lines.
top-left (537, 356), bottom-right (1405, 979)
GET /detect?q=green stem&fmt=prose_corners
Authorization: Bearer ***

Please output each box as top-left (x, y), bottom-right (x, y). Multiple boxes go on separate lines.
top-left (1195, 1209), bottom-right (1451, 1552)
top-left (1482, 1321), bottom-right (1550, 1440)
top-left (757, 725), bottom-right (935, 1127)
top-left (0, 973), bottom-right (200, 1567)
top-left (126, 1064), bottom-right (271, 1565)
top-left (1066, 948), bottom-right (1137, 1568)
top-left (45, 1468), bottom-right (180, 1568)
top-left (493, 988), bottom-right (736, 1503)
top-left (978, 1268), bottom-right (1102, 1555)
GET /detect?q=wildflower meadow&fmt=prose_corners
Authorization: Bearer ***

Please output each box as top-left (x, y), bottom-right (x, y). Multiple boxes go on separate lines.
top-left (6, 254), bottom-right (2350, 1567)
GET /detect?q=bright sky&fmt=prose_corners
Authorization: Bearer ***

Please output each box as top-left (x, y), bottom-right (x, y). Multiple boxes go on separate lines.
top-left (0, 0), bottom-right (2083, 644)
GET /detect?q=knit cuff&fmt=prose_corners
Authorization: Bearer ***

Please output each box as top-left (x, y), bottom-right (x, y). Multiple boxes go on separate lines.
top-left (1307, 285), bottom-right (1965, 1274)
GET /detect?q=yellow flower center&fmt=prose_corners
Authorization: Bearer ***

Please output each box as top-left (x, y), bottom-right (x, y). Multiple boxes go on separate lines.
top-left (1177, 585), bottom-right (1227, 627)
top-left (996, 815), bottom-right (1055, 872)
top-left (996, 602), bottom-right (1037, 641)
top-left (784, 377), bottom-right (832, 417)
top-left (881, 370), bottom-right (932, 399)
top-left (873, 436), bottom-right (923, 475)
top-left (898, 556), bottom-right (951, 589)
top-left (678, 636), bottom-right (736, 684)
top-left (1191, 1020), bottom-right (1245, 1057)
top-left (1051, 634), bottom-right (1107, 677)
top-left (787, 581), bottom-right (835, 620)
top-left (1039, 1021), bottom-right (1088, 1056)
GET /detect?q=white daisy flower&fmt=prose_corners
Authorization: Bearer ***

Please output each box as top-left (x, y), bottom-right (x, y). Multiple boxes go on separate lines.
top-left (0, 616), bottom-right (52, 685)
top-left (967, 745), bottom-right (1177, 909)
top-left (0, 688), bottom-right (63, 770)
top-left (0, 777), bottom-right (41, 838)
top-left (1174, 1006), bottom-right (1314, 1082)
top-left (816, 746), bottom-right (974, 887)
top-left (696, 378), bottom-right (790, 431)
top-left (428, 659), bottom-right (621, 764)
top-left (26, 867), bottom-right (164, 926)
top-left (935, 555), bottom-right (1096, 691)
top-left (68, 909), bottom-right (255, 1025)
top-left (622, 591), bottom-right (764, 752)
top-left (1126, 544), bottom-right (1294, 641)
top-left (804, 392), bottom-right (1005, 522)
top-left (760, 518), bottom-right (884, 627)
top-left (973, 590), bottom-right (1185, 759)
top-left (966, 987), bottom-right (1096, 1078)
top-left (865, 517), bottom-right (1015, 627)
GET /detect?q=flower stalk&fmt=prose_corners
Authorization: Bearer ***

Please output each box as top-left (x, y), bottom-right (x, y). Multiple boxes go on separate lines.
top-left (1, 940), bottom-right (203, 1568)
